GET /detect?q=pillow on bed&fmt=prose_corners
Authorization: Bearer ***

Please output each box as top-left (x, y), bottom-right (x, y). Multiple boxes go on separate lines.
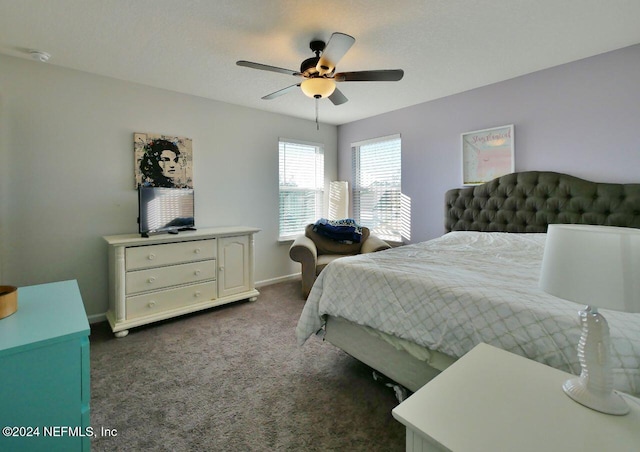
top-left (305, 224), bottom-right (370, 255)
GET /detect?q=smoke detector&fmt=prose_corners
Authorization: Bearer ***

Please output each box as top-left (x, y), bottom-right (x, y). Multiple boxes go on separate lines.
top-left (29, 50), bottom-right (51, 62)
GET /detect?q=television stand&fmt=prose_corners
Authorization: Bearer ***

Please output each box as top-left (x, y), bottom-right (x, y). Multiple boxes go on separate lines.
top-left (104, 227), bottom-right (260, 337)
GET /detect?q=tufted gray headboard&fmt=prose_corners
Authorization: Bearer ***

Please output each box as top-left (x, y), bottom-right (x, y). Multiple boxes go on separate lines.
top-left (445, 171), bottom-right (640, 233)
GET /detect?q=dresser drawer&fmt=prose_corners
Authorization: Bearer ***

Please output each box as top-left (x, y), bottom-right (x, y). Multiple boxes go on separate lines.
top-left (126, 239), bottom-right (216, 270)
top-left (126, 260), bottom-right (216, 295)
top-left (126, 281), bottom-right (217, 320)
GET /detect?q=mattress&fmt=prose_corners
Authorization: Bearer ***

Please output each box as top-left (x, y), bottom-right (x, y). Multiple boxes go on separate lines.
top-left (296, 231), bottom-right (640, 395)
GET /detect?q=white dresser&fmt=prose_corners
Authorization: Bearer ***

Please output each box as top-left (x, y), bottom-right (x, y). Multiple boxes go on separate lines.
top-left (104, 226), bottom-right (259, 337)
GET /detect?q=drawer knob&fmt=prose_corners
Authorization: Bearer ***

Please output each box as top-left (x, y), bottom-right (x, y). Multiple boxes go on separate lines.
top-left (194, 270), bottom-right (201, 276)
top-left (148, 253), bottom-right (156, 260)
top-left (147, 277), bottom-right (156, 283)
top-left (194, 248), bottom-right (201, 254)
top-left (148, 301), bottom-right (156, 308)
top-left (194, 291), bottom-right (202, 298)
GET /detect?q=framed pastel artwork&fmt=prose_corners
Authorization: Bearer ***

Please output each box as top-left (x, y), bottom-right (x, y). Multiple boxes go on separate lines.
top-left (461, 124), bottom-right (514, 185)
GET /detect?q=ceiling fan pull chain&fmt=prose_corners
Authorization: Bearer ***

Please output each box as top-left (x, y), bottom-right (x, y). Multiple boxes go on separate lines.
top-left (315, 97), bottom-right (319, 130)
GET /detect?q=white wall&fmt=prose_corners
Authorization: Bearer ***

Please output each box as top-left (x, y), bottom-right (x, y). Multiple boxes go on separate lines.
top-left (0, 54), bottom-right (337, 318)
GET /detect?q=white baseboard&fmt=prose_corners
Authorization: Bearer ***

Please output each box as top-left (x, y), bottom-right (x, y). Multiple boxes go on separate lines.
top-left (255, 273), bottom-right (300, 287)
top-left (88, 312), bottom-right (107, 324)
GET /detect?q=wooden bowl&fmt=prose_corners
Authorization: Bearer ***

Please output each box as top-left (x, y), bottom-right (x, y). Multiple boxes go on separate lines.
top-left (0, 285), bottom-right (18, 319)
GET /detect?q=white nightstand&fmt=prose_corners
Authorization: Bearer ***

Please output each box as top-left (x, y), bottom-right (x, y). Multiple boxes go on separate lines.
top-left (392, 343), bottom-right (640, 452)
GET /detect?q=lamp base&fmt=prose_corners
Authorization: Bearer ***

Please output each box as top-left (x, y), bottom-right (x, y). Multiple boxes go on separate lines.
top-left (563, 377), bottom-right (630, 415)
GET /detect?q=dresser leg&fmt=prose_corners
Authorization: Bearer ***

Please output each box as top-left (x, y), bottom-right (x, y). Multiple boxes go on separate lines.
top-left (114, 330), bottom-right (129, 338)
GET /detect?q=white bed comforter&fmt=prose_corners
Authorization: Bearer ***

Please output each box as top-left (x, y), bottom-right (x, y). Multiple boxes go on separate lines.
top-left (296, 231), bottom-right (640, 395)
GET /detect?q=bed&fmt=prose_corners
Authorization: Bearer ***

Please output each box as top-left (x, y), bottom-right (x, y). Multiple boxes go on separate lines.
top-left (296, 171), bottom-right (640, 396)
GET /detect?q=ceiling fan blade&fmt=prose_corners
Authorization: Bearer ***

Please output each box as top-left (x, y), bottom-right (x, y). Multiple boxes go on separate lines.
top-left (316, 32), bottom-right (355, 76)
top-left (334, 69), bottom-right (404, 82)
top-left (328, 88), bottom-right (348, 106)
top-left (261, 84), bottom-right (300, 100)
top-left (237, 60), bottom-right (302, 77)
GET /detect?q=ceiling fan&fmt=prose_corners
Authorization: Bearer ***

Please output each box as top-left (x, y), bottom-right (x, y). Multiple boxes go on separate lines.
top-left (236, 32), bottom-right (404, 107)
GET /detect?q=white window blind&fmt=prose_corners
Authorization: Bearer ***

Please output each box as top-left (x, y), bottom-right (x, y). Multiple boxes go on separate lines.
top-left (279, 139), bottom-right (324, 240)
top-left (352, 134), bottom-right (401, 242)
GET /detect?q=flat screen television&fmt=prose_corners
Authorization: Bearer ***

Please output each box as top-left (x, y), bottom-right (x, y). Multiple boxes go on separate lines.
top-left (138, 186), bottom-right (195, 237)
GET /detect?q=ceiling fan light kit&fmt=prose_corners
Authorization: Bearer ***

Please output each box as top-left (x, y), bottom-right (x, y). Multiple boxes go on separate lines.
top-left (300, 78), bottom-right (336, 99)
top-left (236, 32), bottom-right (404, 123)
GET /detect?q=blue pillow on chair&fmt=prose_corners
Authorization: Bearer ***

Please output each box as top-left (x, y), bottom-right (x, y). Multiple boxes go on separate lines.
top-left (312, 218), bottom-right (363, 243)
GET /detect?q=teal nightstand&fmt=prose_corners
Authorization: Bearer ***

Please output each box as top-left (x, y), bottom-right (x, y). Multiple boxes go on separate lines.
top-left (0, 280), bottom-right (90, 452)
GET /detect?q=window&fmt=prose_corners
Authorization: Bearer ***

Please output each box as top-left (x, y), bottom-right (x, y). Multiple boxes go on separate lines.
top-left (279, 139), bottom-right (324, 240)
top-left (352, 134), bottom-right (402, 242)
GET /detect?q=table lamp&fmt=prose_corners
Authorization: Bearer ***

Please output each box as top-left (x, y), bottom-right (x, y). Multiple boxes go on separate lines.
top-left (539, 224), bottom-right (640, 415)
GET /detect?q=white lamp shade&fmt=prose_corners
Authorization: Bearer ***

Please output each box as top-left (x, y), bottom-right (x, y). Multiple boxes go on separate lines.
top-left (300, 78), bottom-right (336, 99)
top-left (540, 224), bottom-right (640, 313)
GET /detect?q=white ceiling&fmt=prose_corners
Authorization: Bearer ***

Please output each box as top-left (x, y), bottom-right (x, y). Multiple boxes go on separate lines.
top-left (1, 0), bottom-right (639, 125)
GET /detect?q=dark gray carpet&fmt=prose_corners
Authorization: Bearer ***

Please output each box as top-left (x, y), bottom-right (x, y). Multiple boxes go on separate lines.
top-left (90, 280), bottom-right (405, 451)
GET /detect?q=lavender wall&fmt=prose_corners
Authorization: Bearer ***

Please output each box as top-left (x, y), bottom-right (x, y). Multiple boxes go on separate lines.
top-left (337, 44), bottom-right (640, 244)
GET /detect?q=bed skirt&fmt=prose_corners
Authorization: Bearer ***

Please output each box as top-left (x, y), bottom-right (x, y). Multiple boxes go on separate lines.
top-left (324, 316), bottom-right (455, 392)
